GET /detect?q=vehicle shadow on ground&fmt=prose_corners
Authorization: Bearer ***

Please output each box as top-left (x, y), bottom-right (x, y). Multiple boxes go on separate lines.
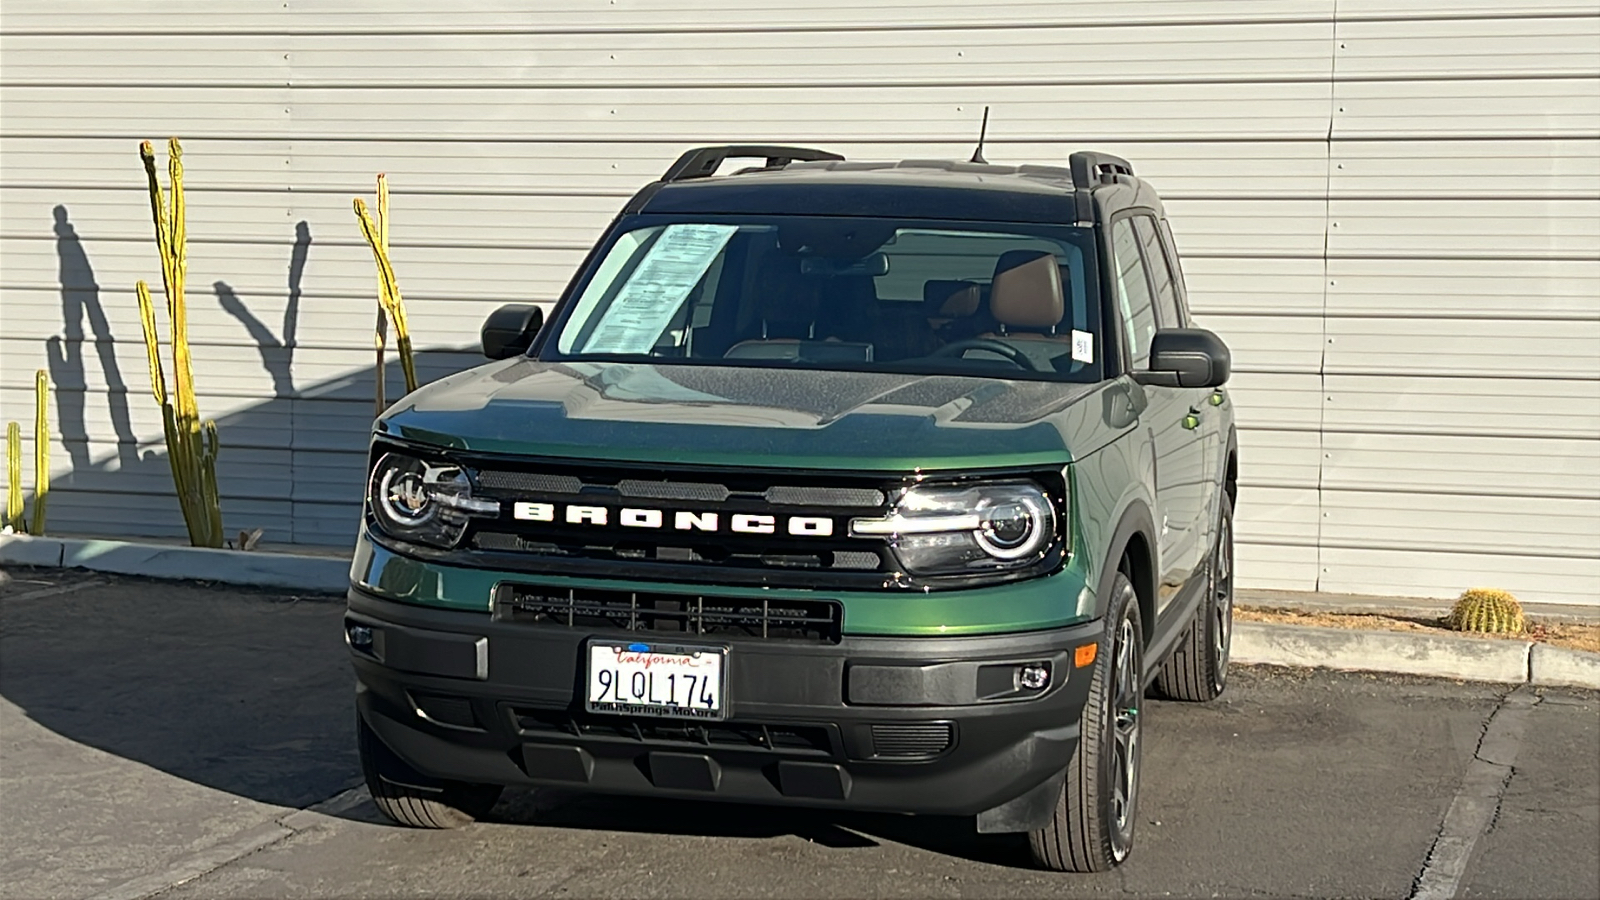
top-left (484, 786), bottom-right (1037, 867)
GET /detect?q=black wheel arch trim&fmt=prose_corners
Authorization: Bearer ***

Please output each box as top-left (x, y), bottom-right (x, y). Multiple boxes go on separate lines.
top-left (1095, 501), bottom-right (1157, 646)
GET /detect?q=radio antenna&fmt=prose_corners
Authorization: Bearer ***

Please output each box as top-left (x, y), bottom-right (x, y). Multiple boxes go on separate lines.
top-left (968, 106), bottom-right (990, 164)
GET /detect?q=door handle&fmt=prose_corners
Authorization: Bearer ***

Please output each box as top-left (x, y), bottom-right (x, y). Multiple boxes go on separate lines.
top-left (1183, 407), bottom-right (1201, 430)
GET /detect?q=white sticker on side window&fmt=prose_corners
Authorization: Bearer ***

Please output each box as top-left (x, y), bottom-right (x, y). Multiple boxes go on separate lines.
top-left (581, 223), bottom-right (739, 355)
top-left (1071, 329), bottom-right (1094, 364)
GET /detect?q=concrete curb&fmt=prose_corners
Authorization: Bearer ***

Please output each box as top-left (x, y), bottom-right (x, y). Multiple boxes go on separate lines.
top-left (1233, 621), bottom-right (1600, 689)
top-left (0, 534), bottom-right (347, 595)
top-left (1529, 644), bottom-right (1600, 690)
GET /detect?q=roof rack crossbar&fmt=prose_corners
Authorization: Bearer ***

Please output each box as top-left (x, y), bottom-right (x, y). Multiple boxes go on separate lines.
top-left (660, 145), bottom-right (845, 183)
top-left (1067, 150), bottom-right (1134, 222)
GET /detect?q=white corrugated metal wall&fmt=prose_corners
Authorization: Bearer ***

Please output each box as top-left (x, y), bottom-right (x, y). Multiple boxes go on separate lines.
top-left (2, 1), bottom-right (1597, 604)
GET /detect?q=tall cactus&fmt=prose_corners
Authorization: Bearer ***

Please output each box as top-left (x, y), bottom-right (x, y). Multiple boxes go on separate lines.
top-left (3, 370), bottom-right (51, 535)
top-left (371, 174), bottom-right (391, 416)
top-left (355, 176), bottom-right (417, 398)
top-left (29, 370), bottom-right (48, 535)
top-left (4, 422), bottom-right (21, 530)
top-left (136, 137), bottom-right (224, 548)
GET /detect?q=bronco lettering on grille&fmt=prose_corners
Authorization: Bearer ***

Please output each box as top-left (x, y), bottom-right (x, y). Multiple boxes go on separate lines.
top-left (512, 503), bottom-right (835, 537)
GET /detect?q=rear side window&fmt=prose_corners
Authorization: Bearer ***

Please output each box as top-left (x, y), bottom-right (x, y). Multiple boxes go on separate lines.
top-left (1110, 217), bottom-right (1157, 369)
top-left (1134, 216), bottom-right (1181, 329)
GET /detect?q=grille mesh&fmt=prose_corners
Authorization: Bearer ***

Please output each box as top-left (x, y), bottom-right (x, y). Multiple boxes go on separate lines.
top-left (618, 479), bottom-right (731, 502)
top-left (476, 471), bottom-right (583, 494)
top-left (762, 485), bottom-right (886, 507)
top-left (516, 709), bottom-right (833, 756)
top-left (499, 584), bottom-right (843, 644)
top-left (870, 723), bottom-right (954, 758)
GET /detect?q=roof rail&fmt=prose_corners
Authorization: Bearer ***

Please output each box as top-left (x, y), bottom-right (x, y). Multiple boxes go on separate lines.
top-left (1068, 151), bottom-right (1134, 222)
top-left (659, 145), bottom-right (844, 183)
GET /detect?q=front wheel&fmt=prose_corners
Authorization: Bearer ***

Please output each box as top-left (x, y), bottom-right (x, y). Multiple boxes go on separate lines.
top-left (358, 714), bottom-right (503, 828)
top-left (1028, 571), bottom-right (1144, 871)
top-left (1152, 491), bottom-right (1234, 702)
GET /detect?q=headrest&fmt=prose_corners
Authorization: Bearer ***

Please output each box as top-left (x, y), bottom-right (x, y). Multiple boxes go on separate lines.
top-left (989, 250), bottom-right (1063, 330)
top-left (754, 254), bottom-right (816, 324)
top-left (922, 280), bottom-right (982, 318)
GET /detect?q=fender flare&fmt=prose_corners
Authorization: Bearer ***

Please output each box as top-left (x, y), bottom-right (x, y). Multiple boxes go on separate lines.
top-left (1094, 499), bottom-right (1158, 637)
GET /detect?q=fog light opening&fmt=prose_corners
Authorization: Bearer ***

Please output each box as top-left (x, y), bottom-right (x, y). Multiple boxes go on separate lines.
top-left (346, 624), bottom-right (374, 651)
top-left (1018, 663), bottom-right (1051, 691)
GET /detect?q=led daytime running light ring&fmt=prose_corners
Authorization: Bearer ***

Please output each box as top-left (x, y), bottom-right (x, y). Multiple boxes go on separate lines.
top-left (974, 494), bottom-right (1050, 560)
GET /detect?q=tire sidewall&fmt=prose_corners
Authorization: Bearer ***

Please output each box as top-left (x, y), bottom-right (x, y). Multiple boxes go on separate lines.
top-left (1207, 492), bottom-right (1235, 695)
top-left (1099, 573), bottom-right (1143, 863)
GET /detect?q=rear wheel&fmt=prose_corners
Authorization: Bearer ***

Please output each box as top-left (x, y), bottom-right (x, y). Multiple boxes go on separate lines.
top-left (358, 714), bottom-right (502, 828)
top-left (1028, 571), bottom-right (1144, 872)
top-left (1152, 491), bottom-right (1234, 702)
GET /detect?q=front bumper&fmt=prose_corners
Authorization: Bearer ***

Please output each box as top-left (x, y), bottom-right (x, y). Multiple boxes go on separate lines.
top-left (348, 586), bottom-right (1101, 827)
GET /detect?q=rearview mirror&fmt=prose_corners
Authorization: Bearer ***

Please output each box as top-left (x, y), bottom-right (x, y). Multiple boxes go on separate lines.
top-left (1132, 328), bottom-right (1231, 389)
top-left (480, 304), bottom-right (545, 359)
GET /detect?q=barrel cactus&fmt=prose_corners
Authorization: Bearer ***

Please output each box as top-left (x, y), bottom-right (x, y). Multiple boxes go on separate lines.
top-left (1446, 588), bottom-right (1525, 635)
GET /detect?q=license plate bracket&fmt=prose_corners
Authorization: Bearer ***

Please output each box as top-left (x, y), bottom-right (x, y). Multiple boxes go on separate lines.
top-left (585, 640), bottom-right (728, 721)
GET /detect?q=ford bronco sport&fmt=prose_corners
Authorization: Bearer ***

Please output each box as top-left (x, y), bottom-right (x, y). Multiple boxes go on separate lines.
top-left (346, 146), bottom-right (1238, 872)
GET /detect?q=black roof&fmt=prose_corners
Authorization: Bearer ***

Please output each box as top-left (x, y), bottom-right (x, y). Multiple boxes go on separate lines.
top-left (626, 147), bottom-right (1160, 225)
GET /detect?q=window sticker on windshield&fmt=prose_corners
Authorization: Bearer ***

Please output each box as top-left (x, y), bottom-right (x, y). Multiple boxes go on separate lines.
top-left (1072, 329), bottom-right (1094, 364)
top-left (581, 224), bottom-right (739, 355)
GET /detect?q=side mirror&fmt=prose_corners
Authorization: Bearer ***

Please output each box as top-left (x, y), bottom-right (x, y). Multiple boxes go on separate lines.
top-left (1133, 328), bottom-right (1231, 389)
top-left (480, 304), bottom-right (545, 360)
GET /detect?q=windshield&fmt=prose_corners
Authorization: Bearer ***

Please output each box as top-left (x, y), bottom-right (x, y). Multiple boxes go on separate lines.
top-left (543, 215), bottom-right (1102, 382)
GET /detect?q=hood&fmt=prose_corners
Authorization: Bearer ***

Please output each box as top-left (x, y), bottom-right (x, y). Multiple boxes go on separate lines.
top-left (378, 359), bottom-right (1118, 471)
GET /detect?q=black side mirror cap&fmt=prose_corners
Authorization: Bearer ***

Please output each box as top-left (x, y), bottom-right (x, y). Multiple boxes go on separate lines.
top-left (481, 304), bottom-right (545, 359)
top-left (1132, 327), bottom-right (1231, 389)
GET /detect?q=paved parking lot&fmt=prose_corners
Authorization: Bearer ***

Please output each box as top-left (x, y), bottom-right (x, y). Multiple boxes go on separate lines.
top-left (2, 567), bottom-right (1596, 900)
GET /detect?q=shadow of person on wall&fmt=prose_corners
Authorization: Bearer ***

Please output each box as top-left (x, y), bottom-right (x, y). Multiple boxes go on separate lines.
top-left (46, 204), bottom-right (138, 470)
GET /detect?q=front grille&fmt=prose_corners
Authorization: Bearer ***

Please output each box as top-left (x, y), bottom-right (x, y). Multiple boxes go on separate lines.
top-left (870, 722), bottom-right (955, 759)
top-left (463, 460), bottom-right (897, 580)
top-left (515, 707), bottom-right (834, 756)
top-left (497, 584), bottom-right (843, 644)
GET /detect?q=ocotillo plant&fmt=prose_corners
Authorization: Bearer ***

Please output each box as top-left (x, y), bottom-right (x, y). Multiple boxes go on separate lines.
top-left (3, 370), bottom-right (51, 535)
top-left (355, 176), bottom-right (418, 398)
top-left (136, 137), bottom-right (224, 548)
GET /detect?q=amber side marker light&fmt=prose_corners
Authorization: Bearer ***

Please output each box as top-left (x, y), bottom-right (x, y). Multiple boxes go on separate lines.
top-left (1074, 643), bottom-right (1098, 668)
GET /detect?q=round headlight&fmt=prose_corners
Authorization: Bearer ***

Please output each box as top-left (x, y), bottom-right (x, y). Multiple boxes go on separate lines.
top-left (368, 452), bottom-right (499, 548)
top-left (975, 493), bottom-right (1049, 559)
top-left (376, 462), bottom-right (442, 527)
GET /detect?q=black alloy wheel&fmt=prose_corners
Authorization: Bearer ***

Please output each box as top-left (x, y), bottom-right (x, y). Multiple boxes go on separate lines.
top-left (1152, 491), bottom-right (1234, 702)
top-left (1028, 570), bottom-right (1145, 871)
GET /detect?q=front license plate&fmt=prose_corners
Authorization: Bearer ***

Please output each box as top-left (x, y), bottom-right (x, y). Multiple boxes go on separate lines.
top-left (585, 640), bottom-right (727, 720)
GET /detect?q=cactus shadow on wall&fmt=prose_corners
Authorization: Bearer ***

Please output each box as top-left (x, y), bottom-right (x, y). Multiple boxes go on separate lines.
top-left (33, 210), bottom-right (482, 545)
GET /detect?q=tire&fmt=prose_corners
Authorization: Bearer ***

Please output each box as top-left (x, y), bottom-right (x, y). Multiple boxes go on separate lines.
top-left (1028, 570), bottom-right (1145, 872)
top-left (358, 713), bottom-right (503, 829)
top-left (1152, 491), bottom-right (1234, 703)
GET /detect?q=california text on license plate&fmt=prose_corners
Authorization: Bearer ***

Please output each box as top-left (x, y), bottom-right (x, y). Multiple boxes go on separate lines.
top-left (585, 641), bottom-right (727, 720)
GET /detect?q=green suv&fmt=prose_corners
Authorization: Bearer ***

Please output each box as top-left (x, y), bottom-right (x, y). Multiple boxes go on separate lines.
top-left (346, 146), bottom-right (1238, 872)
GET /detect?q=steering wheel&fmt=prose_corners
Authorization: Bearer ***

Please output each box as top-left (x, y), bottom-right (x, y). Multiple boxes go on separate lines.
top-left (930, 338), bottom-right (1041, 371)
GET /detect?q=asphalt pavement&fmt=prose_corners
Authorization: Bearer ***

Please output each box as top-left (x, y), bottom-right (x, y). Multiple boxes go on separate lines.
top-left (2, 567), bottom-right (1596, 900)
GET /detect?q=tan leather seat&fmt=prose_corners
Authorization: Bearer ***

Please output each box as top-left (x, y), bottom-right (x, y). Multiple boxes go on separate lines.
top-left (986, 250), bottom-right (1067, 340)
top-left (923, 280), bottom-right (982, 328)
